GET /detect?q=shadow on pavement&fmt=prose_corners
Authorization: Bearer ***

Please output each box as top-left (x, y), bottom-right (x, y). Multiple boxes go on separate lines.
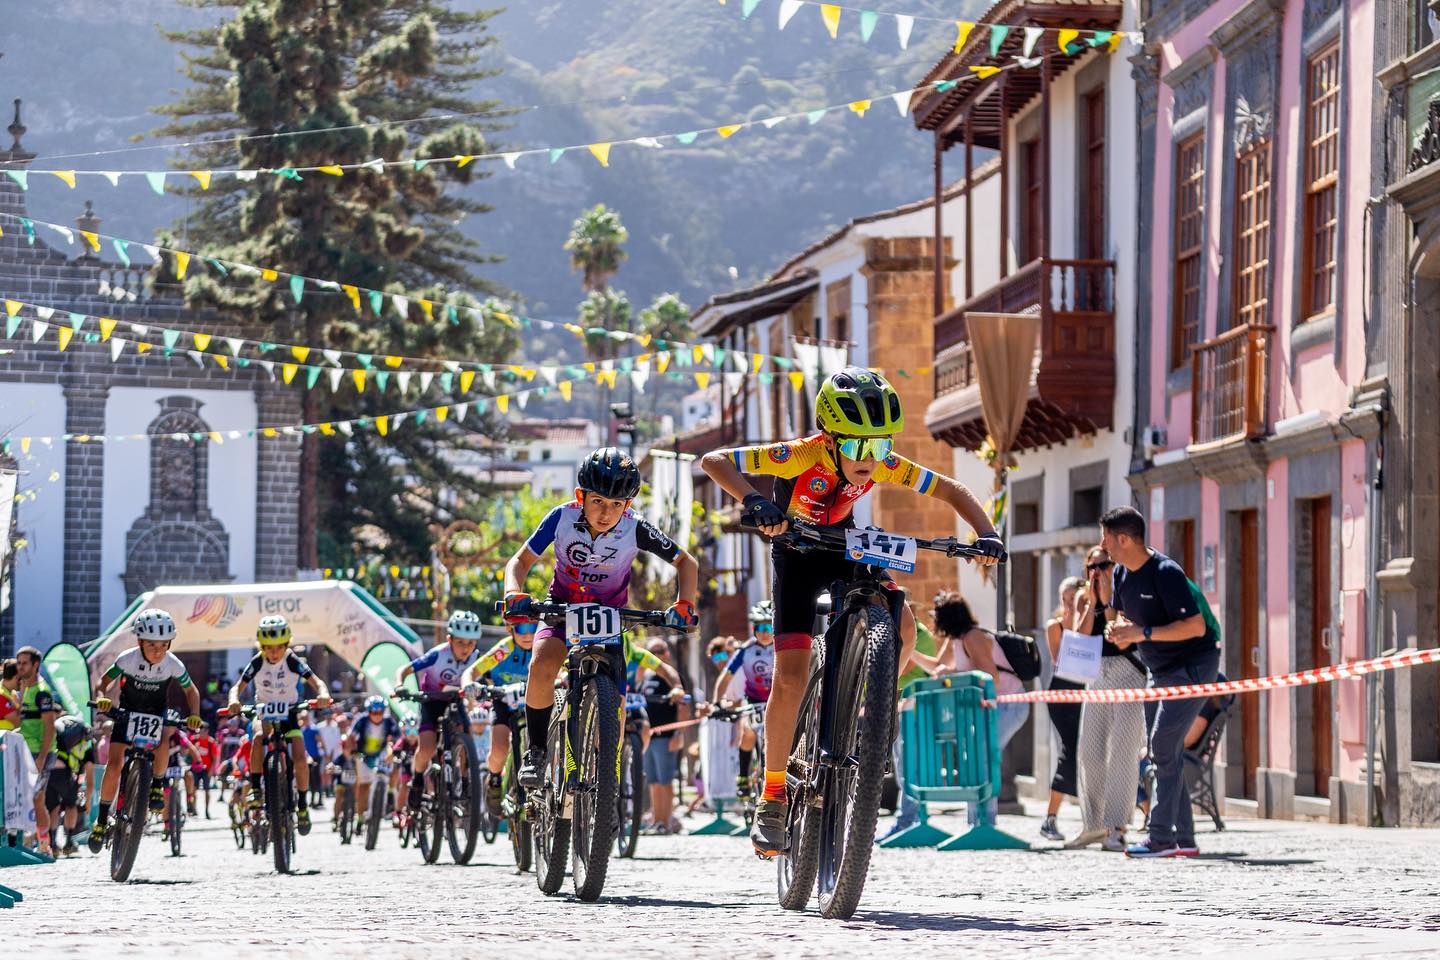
top-left (604, 895), bottom-right (756, 909)
top-left (854, 911), bottom-right (1083, 934)
top-left (124, 878), bottom-right (196, 885)
top-left (1195, 853), bottom-right (1318, 866)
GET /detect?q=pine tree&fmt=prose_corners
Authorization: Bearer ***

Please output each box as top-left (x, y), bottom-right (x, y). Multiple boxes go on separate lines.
top-left (150, 0), bottom-right (518, 567)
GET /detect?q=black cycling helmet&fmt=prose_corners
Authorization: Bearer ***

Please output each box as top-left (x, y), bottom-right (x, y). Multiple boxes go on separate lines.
top-left (577, 446), bottom-right (642, 501)
top-left (55, 715), bottom-right (90, 752)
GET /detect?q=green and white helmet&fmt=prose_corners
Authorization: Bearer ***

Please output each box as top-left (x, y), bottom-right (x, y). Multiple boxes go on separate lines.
top-left (814, 366), bottom-right (904, 437)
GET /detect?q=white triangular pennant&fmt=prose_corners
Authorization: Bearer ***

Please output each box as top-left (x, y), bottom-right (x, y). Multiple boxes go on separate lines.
top-left (1023, 26), bottom-right (1043, 57)
top-left (724, 371), bottom-right (745, 395)
top-left (34, 306), bottom-right (54, 321)
top-left (392, 294), bottom-right (410, 317)
top-left (630, 370), bottom-right (649, 394)
top-left (896, 14), bottom-right (914, 49)
top-left (110, 338), bottom-right (126, 361)
top-left (101, 172), bottom-right (122, 187)
top-left (541, 366), bottom-right (558, 386)
top-left (516, 391), bottom-right (530, 410)
top-left (396, 371), bottom-right (413, 395)
top-left (258, 360), bottom-right (275, 380)
top-left (443, 360), bottom-right (461, 374)
top-left (892, 90), bottom-right (914, 116)
top-left (778, 0), bottom-right (803, 29)
top-left (419, 371), bottom-right (433, 394)
top-left (30, 320), bottom-right (48, 342)
top-left (328, 368), bottom-right (343, 392)
top-left (453, 403), bottom-right (469, 422)
top-left (337, 421), bottom-right (354, 436)
top-left (323, 348), bottom-right (342, 366)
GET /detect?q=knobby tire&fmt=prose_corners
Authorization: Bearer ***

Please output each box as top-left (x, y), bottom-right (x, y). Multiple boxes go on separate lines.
top-left (534, 709), bottom-right (571, 895)
top-left (167, 783), bottom-right (184, 857)
top-left (417, 766), bottom-right (444, 864)
top-left (571, 673), bottom-right (621, 902)
top-left (777, 667), bottom-right (823, 910)
top-left (109, 759), bottom-right (150, 883)
top-left (617, 730), bottom-right (644, 859)
top-left (446, 718), bottom-right (483, 864)
top-left (365, 779), bottom-right (387, 851)
top-left (267, 750), bottom-right (293, 874)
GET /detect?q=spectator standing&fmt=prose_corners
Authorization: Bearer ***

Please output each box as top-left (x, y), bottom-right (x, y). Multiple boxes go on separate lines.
top-left (641, 639), bottom-right (688, 834)
top-left (0, 659), bottom-right (20, 731)
top-left (298, 711), bottom-right (324, 807)
top-left (931, 592), bottom-right (1030, 826)
top-left (1100, 506), bottom-right (1221, 859)
top-left (15, 646), bottom-right (58, 856)
top-left (1066, 545), bottom-right (1147, 851)
top-left (1040, 576), bottom-right (1085, 841)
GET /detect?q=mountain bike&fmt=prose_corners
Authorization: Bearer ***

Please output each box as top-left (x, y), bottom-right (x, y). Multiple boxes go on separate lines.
top-left (227, 785), bottom-right (247, 850)
top-left (472, 681), bottom-right (532, 871)
top-left (88, 701), bottom-right (174, 882)
top-left (364, 758), bottom-right (392, 851)
top-left (162, 754), bottom-right (186, 857)
top-left (743, 518), bottom-right (999, 919)
top-left (221, 700), bottom-right (317, 874)
top-left (615, 691), bottom-right (648, 859)
top-left (394, 688), bottom-right (483, 865)
top-left (515, 601), bottom-right (685, 902)
top-left (335, 756), bottom-right (358, 845)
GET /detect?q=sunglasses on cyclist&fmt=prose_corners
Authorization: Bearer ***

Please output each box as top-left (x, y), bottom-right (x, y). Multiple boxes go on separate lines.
top-left (513, 622), bottom-right (537, 635)
top-left (833, 436), bottom-right (895, 462)
top-left (711, 652), bottom-right (729, 665)
top-left (755, 623), bottom-right (774, 634)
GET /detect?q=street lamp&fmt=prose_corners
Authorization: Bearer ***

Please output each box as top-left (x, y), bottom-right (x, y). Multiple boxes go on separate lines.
top-left (610, 401), bottom-right (635, 452)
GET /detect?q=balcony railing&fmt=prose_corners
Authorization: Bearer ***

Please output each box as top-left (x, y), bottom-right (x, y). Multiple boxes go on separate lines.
top-left (1190, 324), bottom-right (1274, 445)
top-left (934, 340), bottom-right (977, 398)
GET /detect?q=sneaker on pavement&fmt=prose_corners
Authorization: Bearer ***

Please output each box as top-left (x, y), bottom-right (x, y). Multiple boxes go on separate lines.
top-left (518, 748), bottom-right (546, 790)
top-left (1039, 816), bottom-right (1065, 842)
top-left (1063, 828), bottom-right (1107, 850)
top-left (1101, 829), bottom-right (1127, 853)
top-left (297, 806), bottom-right (312, 836)
top-left (750, 797), bottom-right (788, 859)
top-left (1125, 838), bottom-right (1181, 858)
top-left (87, 821), bottom-right (108, 854)
top-left (61, 842), bottom-right (78, 858)
top-left (1174, 843), bottom-right (1200, 857)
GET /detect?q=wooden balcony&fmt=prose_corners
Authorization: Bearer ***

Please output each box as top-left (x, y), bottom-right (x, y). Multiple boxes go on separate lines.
top-left (928, 258), bottom-right (1116, 451)
top-left (1190, 324), bottom-right (1274, 446)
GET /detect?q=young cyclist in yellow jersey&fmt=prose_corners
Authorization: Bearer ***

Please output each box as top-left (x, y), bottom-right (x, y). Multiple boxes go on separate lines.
top-left (502, 447), bottom-right (699, 788)
top-left (701, 366), bottom-right (1003, 856)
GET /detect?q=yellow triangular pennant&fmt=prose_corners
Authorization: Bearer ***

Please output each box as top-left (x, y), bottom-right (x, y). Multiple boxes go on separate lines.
top-left (384, 355), bottom-right (402, 368)
top-left (970, 65), bottom-right (1002, 79)
top-left (193, 333), bottom-right (211, 351)
top-left (189, 170), bottom-right (213, 189)
top-left (496, 394), bottom-right (510, 414)
top-left (820, 3), bottom-right (841, 38)
top-left (318, 165), bottom-right (345, 176)
top-left (292, 346), bottom-right (311, 363)
top-left (80, 230), bottom-right (100, 252)
top-left (377, 416), bottom-right (389, 436)
top-left (261, 268), bottom-right (278, 282)
top-left (848, 99), bottom-right (872, 117)
top-left (1057, 28), bottom-right (1080, 51)
top-left (717, 125), bottom-right (742, 139)
top-left (20, 438), bottom-right (30, 455)
top-left (695, 372), bottom-right (711, 390)
top-left (214, 354), bottom-right (229, 370)
top-left (320, 422), bottom-right (336, 436)
top-left (174, 251), bottom-right (191, 279)
top-left (208, 432), bottom-right (222, 444)
top-left (282, 363), bottom-right (298, 384)
top-left (588, 143), bottom-right (613, 167)
top-left (420, 300), bottom-right (434, 321)
top-left (559, 380), bottom-right (573, 401)
top-left (352, 369), bottom-right (366, 393)
top-left (459, 370), bottom-right (476, 393)
top-left (264, 428), bottom-right (279, 438)
top-left (343, 285), bottom-right (361, 312)
top-left (56, 326), bottom-right (73, 351)
top-left (4, 300), bottom-right (19, 318)
top-left (955, 20), bottom-right (975, 51)
top-left (436, 406), bottom-right (449, 423)
top-left (50, 170), bottom-right (77, 188)
top-left (99, 317), bottom-right (116, 341)
top-left (788, 371), bottom-right (805, 391)
top-left (136, 342), bottom-right (153, 354)
top-left (656, 352), bottom-right (671, 373)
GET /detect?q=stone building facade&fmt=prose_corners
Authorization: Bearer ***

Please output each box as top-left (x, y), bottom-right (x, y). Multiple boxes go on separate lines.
top-left (0, 102), bottom-right (300, 654)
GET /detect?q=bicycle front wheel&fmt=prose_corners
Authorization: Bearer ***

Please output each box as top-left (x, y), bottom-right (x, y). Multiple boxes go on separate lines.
top-left (778, 669), bottom-right (823, 911)
top-left (167, 784), bottom-right (184, 857)
top-left (506, 723), bottom-right (532, 873)
top-left (815, 603), bottom-right (897, 920)
top-left (445, 720), bottom-right (483, 864)
top-left (110, 759), bottom-right (150, 883)
top-left (571, 673), bottom-right (621, 902)
top-left (417, 766), bottom-right (444, 864)
top-left (266, 750), bottom-right (293, 874)
top-left (365, 780), bottom-right (387, 851)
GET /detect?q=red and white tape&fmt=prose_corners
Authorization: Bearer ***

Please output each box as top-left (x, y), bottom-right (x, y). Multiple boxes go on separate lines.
top-left (993, 647), bottom-right (1440, 705)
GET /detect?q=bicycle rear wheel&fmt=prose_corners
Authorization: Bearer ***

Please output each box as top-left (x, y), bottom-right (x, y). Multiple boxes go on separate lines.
top-left (616, 729), bottom-right (644, 859)
top-left (506, 723), bottom-right (532, 872)
top-left (339, 782), bottom-right (356, 845)
top-left (445, 719), bottom-right (483, 864)
top-left (815, 603), bottom-right (897, 920)
top-left (534, 709), bottom-right (571, 895)
top-left (417, 765), bottom-right (444, 864)
top-left (267, 750), bottom-right (293, 874)
top-left (777, 669), bottom-right (823, 910)
top-left (230, 798), bottom-right (247, 850)
top-left (110, 759), bottom-right (150, 883)
top-left (572, 674), bottom-right (621, 902)
top-left (167, 783), bottom-right (184, 857)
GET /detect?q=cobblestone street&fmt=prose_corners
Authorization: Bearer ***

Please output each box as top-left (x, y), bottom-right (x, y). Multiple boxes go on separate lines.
top-left (9, 802), bottom-right (1440, 958)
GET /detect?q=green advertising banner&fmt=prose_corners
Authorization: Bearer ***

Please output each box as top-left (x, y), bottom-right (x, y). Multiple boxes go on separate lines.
top-left (42, 642), bottom-right (93, 724)
top-left (360, 641), bottom-right (420, 724)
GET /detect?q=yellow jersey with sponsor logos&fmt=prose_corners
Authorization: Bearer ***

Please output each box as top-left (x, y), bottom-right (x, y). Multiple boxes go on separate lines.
top-left (725, 433), bottom-right (941, 525)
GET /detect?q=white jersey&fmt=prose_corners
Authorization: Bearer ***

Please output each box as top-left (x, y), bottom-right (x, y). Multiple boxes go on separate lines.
top-left (104, 648), bottom-right (192, 713)
top-left (238, 651), bottom-right (314, 705)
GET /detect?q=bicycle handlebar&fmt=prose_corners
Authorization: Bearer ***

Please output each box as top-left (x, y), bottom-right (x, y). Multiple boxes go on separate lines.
top-left (392, 687), bottom-right (463, 703)
top-left (493, 599), bottom-right (683, 631)
top-left (216, 698), bottom-right (325, 718)
top-left (739, 515), bottom-right (1004, 561)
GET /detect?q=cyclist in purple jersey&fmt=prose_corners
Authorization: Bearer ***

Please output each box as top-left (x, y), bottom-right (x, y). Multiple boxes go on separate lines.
top-left (502, 447), bottom-right (700, 789)
top-left (709, 600), bottom-right (775, 797)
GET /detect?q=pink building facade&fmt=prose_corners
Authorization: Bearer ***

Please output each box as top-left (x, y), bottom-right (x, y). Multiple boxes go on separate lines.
top-left (1129, 0), bottom-right (1388, 823)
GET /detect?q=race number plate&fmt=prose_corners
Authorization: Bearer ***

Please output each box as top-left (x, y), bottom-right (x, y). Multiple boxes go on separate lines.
top-left (566, 604), bottom-right (622, 644)
top-left (166, 766), bottom-right (184, 779)
top-left (624, 692), bottom-right (647, 711)
top-left (126, 712), bottom-right (163, 749)
top-left (340, 766), bottom-right (357, 785)
top-left (845, 529), bottom-right (918, 573)
top-left (501, 684), bottom-right (526, 709)
top-left (259, 700), bottom-right (292, 722)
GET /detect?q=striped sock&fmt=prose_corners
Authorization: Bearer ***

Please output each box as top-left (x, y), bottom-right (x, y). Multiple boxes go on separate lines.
top-left (762, 769), bottom-right (786, 802)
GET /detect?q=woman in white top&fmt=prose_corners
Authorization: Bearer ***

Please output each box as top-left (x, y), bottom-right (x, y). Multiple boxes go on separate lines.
top-left (932, 592), bottom-right (1031, 825)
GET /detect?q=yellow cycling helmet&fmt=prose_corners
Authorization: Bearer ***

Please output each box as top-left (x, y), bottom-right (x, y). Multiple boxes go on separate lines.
top-left (256, 615), bottom-right (292, 647)
top-left (815, 366), bottom-right (904, 437)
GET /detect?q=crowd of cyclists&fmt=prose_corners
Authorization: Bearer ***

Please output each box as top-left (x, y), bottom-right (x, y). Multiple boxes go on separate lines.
top-left (6, 366), bottom-right (1004, 916)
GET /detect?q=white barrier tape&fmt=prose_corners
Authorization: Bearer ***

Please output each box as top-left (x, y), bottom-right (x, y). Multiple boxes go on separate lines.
top-left (994, 647), bottom-right (1440, 705)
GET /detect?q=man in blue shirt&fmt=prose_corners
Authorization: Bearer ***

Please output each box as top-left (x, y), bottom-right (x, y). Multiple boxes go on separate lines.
top-left (1100, 505), bottom-right (1221, 859)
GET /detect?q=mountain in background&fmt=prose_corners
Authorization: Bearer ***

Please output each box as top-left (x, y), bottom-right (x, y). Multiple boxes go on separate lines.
top-left (3, 0), bottom-right (984, 332)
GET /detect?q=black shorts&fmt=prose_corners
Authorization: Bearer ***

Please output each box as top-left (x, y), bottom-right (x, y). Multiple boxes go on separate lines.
top-left (491, 699), bottom-right (517, 729)
top-left (191, 768), bottom-right (211, 789)
top-left (771, 544), bottom-right (870, 641)
top-left (45, 768), bottom-right (79, 810)
top-left (109, 707), bottom-right (183, 746)
top-left (419, 699), bottom-right (456, 734)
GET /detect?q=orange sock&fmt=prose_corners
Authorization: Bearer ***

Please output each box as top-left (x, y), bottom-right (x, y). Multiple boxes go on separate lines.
top-left (762, 770), bottom-right (786, 802)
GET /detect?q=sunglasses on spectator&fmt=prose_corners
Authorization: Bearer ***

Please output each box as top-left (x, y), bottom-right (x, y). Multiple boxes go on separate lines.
top-left (834, 436), bottom-right (894, 462)
top-left (1086, 560), bottom-right (1114, 571)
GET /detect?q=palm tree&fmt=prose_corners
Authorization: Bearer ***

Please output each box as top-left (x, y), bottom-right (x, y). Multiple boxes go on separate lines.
top-left (565, 204), bottom-right (629, 294)
top-left (637, 293), bottom-right (692, 346)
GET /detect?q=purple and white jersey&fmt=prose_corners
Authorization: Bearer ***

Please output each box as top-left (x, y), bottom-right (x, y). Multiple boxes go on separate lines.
top-left (409, 643), bottom-right (481, 696)
top-left (726, 639), bottom-right (774, 703)
top-left (526, 503), bottom-right (680, 607)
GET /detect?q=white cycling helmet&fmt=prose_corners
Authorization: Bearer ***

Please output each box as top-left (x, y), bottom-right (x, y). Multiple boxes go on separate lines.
top-left (132, 608), bottom-right (177, 643)
top-left (748, 599), bottom-right (775, 624)
top-left (447, 609), bottom-right (484, 640)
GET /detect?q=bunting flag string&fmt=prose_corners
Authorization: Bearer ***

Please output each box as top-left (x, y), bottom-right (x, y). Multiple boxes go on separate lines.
top-left (716, 0), bottom-right (1141, 54)
top-left (10, 50), bottom-right (1113, 189)
top-left (0, 245), bottom-right (932, 380)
